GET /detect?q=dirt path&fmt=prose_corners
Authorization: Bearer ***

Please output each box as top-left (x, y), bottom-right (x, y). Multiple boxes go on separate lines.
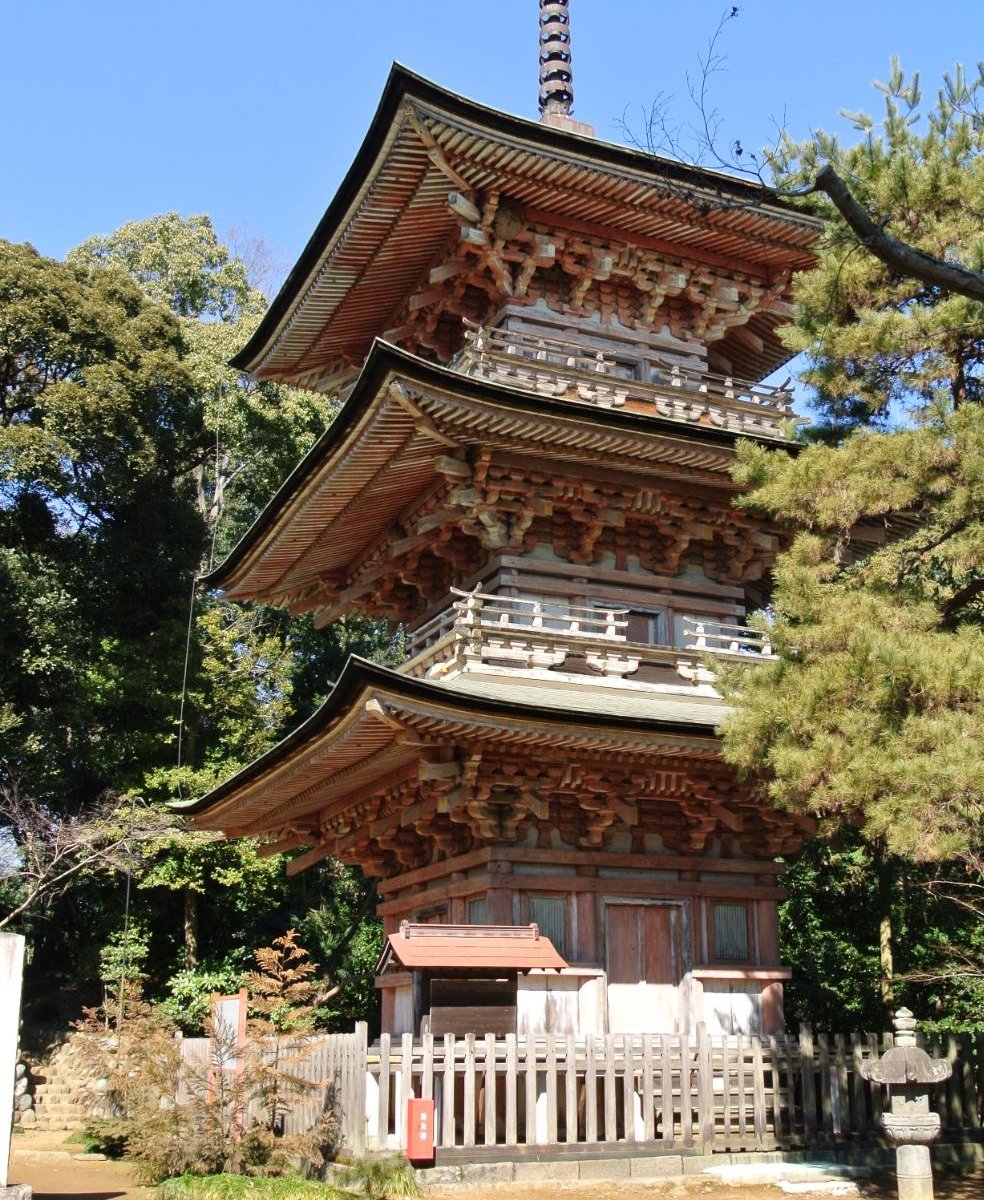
top-left (8, 1132), bottom-right (982, 1199)
top-left (8, 1131), bottom-right (153, 1200)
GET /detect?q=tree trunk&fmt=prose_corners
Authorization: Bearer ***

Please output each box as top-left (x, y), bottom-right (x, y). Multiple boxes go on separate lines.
top-left (876, 852), bottom-right (895, 1017)
top-left (184, 889), bottom-right (200, 969)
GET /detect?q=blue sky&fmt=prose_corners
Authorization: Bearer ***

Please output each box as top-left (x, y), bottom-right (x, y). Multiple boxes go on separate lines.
top-left (5, 1), bottom-right (978, 281)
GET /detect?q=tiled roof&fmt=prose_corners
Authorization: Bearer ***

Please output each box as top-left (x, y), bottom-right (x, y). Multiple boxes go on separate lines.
top-left (441, 671), bottom-right (733, 728)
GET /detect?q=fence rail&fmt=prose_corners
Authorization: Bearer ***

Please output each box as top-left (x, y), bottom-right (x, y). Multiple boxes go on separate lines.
top-left (180, 1024), bottom-right (982, 1160)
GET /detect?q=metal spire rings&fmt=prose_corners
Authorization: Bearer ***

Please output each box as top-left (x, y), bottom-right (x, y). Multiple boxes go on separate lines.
top-left (538, 0), bottom-right (574, 115)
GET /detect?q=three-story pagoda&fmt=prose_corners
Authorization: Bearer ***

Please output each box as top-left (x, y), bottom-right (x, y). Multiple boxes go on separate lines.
top-left (184, 17), bottom-right (820, 1041)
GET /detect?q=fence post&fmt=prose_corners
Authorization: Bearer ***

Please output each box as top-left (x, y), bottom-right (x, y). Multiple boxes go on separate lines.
top-left (799, 1023), bottom-right (817, 1144)
top-left (376, 1032), bottom-right (390, 1152)
top-left (353, 1021), bottom-right (368, 1154)
top-left (751, 1035), bottom-right (767, 1143)
top-left (696, 1023), bottom-right (715, 1148)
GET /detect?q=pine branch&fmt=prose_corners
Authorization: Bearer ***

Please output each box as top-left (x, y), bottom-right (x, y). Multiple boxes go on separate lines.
top-left (811, 163), bottom-right (984, 303)
top-left (939, 577), bottom-right (984, 627)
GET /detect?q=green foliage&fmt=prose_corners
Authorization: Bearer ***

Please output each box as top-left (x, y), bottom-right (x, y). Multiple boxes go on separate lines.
top-left (778, 836), bottom-right (983, 1031)
top-left (1, 214), bottom-right (393, 1026)
top-left (722, 62), bottom-right (984, 1025)
top-left (334, 1157), bottom-right (420, 1199)
top-left (725, 409), bottom-right (984, 866)
top-left (98, 922), bottom-right (151, 988)
top-left (156, 1161), bottom-right (420, 1200)
top-left (296, 861), bottom-right (382, 1031)
top-left (157, 964), bottom-right (246, 1034)
top-left (69, 214), bottom-right (335, 558)
top-left (66, 1128), bottom-right (127, 1158)
top-left (0, 239), bottom-right (204, 815)
top-left (769, 60), bottom-right (984, 435)
top-left (158, 1176), bottom-right (343, 1200)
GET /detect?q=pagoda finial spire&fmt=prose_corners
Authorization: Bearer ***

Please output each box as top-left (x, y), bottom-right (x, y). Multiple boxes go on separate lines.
top-left (538, 1), bottom-right (574, 116)
top-left (538, 2), bottom-right (594, 136)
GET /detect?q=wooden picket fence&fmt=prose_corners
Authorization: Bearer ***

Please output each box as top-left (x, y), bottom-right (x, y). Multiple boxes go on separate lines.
top-left (181, 1024), bottom-right (983, 1160)
top-left (179, 1026), bottom-right (368, 1149)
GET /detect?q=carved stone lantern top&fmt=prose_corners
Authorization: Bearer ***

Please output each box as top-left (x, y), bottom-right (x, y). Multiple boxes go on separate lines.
top-left (859, 1008), bottom-right (952, 1087)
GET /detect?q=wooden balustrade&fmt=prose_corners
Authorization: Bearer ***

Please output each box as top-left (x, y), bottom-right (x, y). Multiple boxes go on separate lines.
top-left (405, 589), bottom-right (628, 664)
top-left (405, 591), bottom-right (774, 673)
top-left (452, 324), bottom-right (798, 434)
top-left (681, 616), bottom-right (774, 658)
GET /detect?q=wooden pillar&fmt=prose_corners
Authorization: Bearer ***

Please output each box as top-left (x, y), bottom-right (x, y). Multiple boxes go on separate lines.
top-left (487, 887), bottom-right (514, 924)
top-left (575, 887), bottom-right (597, 963)
top-left (755, 899), bottom-right (780, 964)
top-left (380, 984), bottom-right (395, 1034)
top-left (761, 981), bottom-right (784, 1034)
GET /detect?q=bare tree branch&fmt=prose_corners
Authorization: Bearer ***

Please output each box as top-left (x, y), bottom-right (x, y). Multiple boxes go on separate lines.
top-left (620, 11), bottom-right (984, 305)
top-left (0, 781), bottom-right (173, 929)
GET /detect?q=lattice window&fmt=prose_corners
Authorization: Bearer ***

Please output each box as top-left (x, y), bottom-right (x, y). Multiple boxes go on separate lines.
top-left (467, 897), bottom-right (487, 925)
top-left (528, 895), bottom-right (567, 957)
top-left (713, 902), bottom-right (750, 960)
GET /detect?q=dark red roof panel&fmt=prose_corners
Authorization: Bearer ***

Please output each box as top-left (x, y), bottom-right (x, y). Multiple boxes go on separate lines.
top-left (383, 923), bottom-right (567, 971)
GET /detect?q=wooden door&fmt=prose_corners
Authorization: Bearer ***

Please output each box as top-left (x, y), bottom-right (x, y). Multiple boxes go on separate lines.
top-left (605, 902), bottom-right (685, 1033)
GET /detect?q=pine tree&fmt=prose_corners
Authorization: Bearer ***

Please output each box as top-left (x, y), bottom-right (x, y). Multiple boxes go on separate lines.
top-left (720, 62), bottom-right (984, 1024)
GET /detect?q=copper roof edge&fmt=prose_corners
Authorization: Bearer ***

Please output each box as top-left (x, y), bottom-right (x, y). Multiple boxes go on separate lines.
top-left (204, 338), bottom-right (800, 594)
top-left (174, 655), bottom-right (721, 820)
top-left (230, 62), bottom-right (822, 375)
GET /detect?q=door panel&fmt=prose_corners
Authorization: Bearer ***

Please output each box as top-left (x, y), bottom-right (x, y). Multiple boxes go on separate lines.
top-left (606, 902), bottom-right (685, 1033)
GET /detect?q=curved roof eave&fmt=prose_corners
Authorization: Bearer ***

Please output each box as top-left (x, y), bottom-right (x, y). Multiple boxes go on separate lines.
top-left (174, 655), bottom-right (721, 819)
top-left (231, 62), bottom-right (821, 375)
top-left (205, 339), bottom-right (799, 593)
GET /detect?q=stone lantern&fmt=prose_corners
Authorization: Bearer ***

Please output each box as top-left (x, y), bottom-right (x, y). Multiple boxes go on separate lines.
top-left (860, 1008), bottom-right (951, 1200)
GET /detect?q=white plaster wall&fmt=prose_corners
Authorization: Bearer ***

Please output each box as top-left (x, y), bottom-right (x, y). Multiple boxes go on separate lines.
top-left (0, 933), bottom-right (25, 1187)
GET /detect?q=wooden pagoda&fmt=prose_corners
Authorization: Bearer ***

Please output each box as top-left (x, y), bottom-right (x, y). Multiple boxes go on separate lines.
top-left (184, 31), bottom-right (821, 1043)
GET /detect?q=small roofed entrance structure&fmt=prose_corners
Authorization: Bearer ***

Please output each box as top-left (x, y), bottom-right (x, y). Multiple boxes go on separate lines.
top-left (377, 922), bottom-right (572, 1037)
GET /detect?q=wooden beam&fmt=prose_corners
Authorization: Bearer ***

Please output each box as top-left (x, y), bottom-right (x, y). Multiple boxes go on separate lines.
top-left (429, 260), bottom-right (470, 285)
top-left (377, 869), bottom-right (786, 916)
top-left (448, 191), bottom-right (481, 224)
top-left (285, 842), bottom-right (335, 876)
top-left (256, 836), bottom-right (310, 858)
top-left (521, 206), bottom-right (777, 280)
top-left (376, 847), bottom-right (494, 895)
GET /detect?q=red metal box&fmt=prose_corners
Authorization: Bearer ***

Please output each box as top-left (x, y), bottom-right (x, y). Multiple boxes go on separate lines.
top-left (405, 1097), bottom-right (436, 1164)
